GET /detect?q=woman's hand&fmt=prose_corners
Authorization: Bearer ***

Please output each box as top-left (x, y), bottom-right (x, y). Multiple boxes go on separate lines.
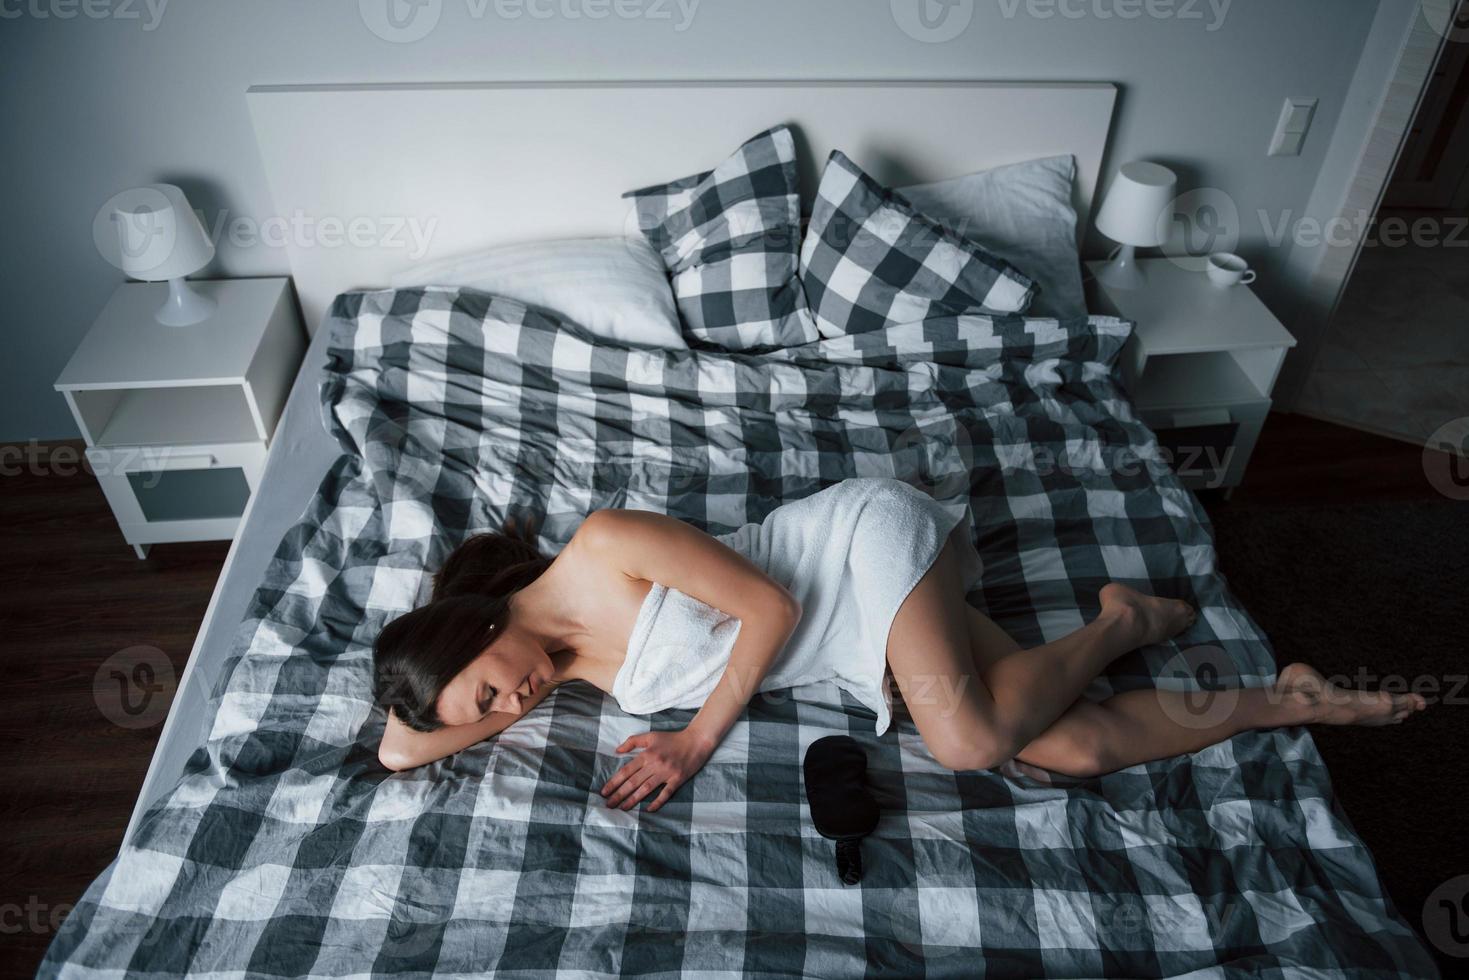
top-left (600, 729), bottom-right (716, 812)
top-left (576, 511), bottom-right (801, 804)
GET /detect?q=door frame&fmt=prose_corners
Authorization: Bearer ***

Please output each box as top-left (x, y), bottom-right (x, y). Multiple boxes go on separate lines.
top-left (1275, 0), bottom-right (1459, 410)
top-left (1383, 35), bottom-right (1469, 209)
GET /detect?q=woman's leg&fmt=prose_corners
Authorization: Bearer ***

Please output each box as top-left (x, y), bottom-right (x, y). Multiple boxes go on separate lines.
top-left (962, 606), bottom-right (1428, 778)
top-left (885, 535), bottom-right (1196, 771)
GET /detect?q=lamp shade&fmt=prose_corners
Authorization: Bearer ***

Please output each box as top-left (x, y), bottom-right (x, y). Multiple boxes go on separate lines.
top-left (113, 184), bottom-right (214, 282)
top-left (1094, 162), bottom-right (1177, 248)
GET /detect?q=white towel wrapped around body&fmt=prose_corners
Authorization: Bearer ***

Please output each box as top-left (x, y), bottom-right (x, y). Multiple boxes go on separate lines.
top-left (612, 477), bottom-right (982, 735)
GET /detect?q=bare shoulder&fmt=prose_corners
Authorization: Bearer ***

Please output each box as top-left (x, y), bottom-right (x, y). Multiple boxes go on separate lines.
top-left (567, 509), bottom-right (710, 589)
top-left (560, 510), bottom-right (650, 587)
top-left (571, 508), bottom-right (682, 552)
top-left (571, 507), bottom-right (626, 545)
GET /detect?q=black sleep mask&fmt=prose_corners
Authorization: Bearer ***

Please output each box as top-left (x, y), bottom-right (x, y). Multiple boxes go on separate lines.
top-left (803, 735), bottom-right (880, 885)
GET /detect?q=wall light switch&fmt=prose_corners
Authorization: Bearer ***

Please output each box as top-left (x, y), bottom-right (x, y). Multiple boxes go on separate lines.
top-left (1269, 97), bottom-right (1318, 156)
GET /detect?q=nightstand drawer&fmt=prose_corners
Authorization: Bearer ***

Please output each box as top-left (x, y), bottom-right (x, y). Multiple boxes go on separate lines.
top-left (86, 441), bottom-right (267, 477)
top-left (85, 442), bottom-right (267, 545)
top-left (1142, 402), bottom-right (1270, 490)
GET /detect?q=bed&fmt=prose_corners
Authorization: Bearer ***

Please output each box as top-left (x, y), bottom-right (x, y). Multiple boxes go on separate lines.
top-left (42, 83), bottom-right (1437, 978)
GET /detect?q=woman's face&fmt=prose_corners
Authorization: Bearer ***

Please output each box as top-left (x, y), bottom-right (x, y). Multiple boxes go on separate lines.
top-left (436, 626), bottom-right (555, 726)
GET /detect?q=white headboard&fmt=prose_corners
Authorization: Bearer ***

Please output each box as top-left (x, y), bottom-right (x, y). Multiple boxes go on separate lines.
top-left (246, 80), bottom-right (1117, 331)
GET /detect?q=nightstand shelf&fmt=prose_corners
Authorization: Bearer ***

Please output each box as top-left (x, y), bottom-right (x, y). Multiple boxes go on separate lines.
top-left (1132, 351), bottom-right (1270, 413)
top-left (55, 278), bottom-right (304, 557)
top-left (78, 386), bottom-right (265, 448)
top-left (1088, 258), bottom-right (1296, 493)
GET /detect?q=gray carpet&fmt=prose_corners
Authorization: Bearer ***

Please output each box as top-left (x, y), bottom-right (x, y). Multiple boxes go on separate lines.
top-left (1203, 496), bottom-right (1469, 973)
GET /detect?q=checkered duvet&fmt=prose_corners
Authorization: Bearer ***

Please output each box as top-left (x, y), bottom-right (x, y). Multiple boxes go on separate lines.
top-left (44, 287), bottom-right (1436, 978)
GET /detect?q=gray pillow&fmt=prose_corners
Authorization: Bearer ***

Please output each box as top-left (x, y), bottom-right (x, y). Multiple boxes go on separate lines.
top-left (900, 154), bottom-right (1086, 319)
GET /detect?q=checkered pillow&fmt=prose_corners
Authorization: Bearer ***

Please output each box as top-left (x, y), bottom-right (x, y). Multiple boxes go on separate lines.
top-left (624, 126), bottom-right (817, 351)
top-left (799, 150), bottom-right (1037, 338)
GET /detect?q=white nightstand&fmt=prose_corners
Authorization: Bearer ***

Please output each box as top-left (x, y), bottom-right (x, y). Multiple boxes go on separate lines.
top-left (54, 278), bottom-right (305, 558)
top-left (1087, 258), bottom-right (1297, 493)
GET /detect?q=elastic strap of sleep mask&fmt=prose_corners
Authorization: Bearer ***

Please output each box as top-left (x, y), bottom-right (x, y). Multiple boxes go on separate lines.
top-left (834, 838), bottom-right (863, 886)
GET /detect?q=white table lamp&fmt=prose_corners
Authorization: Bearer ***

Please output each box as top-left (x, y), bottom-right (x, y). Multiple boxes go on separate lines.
top-left (113, 183), bottom-right (217, 326)
top-left (1094, 161), bottom-right (1177, 290)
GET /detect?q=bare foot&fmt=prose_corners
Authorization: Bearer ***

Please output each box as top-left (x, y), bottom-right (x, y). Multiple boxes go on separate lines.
top-left (1099, 583), bottom-right (1197, 647)
top-left (1275, 663), bottom-right (1427, 726)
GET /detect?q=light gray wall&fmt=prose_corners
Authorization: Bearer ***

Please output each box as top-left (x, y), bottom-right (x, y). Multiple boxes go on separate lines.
top-left (2, 0), bottom-right (1391, 440)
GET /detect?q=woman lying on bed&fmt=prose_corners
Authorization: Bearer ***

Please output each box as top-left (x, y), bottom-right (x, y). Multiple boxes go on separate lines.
top-left (372, 477), bottom-right (1425, 811)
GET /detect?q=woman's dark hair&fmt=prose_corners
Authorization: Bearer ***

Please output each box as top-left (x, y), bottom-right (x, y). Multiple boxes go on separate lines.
top-left (373, 525), bottom-right (551, 732)
top-left (430, 523), bottom-right (549, 601)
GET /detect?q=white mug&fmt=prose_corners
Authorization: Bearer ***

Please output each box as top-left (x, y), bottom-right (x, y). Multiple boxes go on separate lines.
top-left (1206, 252), bottom-right (1257, 287)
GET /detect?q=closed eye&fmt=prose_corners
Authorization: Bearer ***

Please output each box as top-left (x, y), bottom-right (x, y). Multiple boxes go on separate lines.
top-left (477, 684), bottom-right (496, 716)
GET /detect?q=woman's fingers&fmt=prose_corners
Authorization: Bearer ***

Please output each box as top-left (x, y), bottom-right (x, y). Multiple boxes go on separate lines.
top-left (646, 783), bottom-right (679, 813)
top-left (600, 757), bottom-right (643, 798)
top-left (617, 734), bottom-right (649, 754)
top-left (606, 768), bottom-right (657, 808)
top-left (603, 732), bottom-right (693, 809)
top-left (618, 774), bottom-right (666, 811)
top-left (607, 768), bottom-right (686, 811)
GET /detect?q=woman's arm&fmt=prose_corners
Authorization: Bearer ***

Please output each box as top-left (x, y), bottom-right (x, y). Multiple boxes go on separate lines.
top-left (378, 684), bottom-right (557, 771)
top-left (583, 509), bottom-right (802, 810)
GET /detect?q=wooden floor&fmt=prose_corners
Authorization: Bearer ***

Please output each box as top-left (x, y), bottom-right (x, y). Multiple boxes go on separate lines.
top-left (0, 441), bottom-right (229, 977)
top-left (0, 419), bottom-right (1456, 977)
top-left (1205, 410), bottom-right (1463, 505)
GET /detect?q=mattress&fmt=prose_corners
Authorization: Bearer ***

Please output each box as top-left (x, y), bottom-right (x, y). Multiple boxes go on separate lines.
top-left (120, 321), bottom-right (342, 846)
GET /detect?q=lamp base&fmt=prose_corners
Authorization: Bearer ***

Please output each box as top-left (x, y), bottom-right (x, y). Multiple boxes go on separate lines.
top-left (1095, 245), bottom-right (1147, 291)
top-left (155, 278), bottom-right (216, 327)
